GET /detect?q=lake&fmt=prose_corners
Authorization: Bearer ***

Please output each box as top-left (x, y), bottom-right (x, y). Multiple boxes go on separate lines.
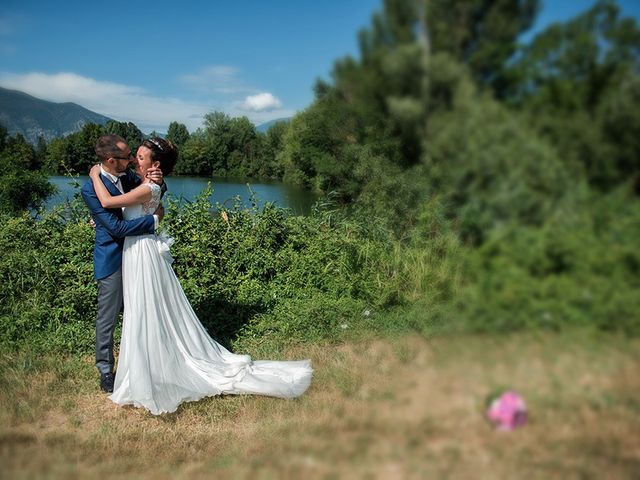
top-left (45, 175), bottom-right (321, 215)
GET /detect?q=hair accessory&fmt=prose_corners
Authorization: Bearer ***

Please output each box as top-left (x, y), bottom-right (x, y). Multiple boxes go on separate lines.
top-left (148, 138), bottom-right (164, 151)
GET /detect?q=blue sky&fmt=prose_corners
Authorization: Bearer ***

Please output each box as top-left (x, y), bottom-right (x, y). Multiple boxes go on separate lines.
top-left (1, 0), bottom-right (639, 133)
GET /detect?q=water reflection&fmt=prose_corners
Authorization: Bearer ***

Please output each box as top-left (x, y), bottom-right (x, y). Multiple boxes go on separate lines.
top-left (46, 175), bottom-right (320, 215)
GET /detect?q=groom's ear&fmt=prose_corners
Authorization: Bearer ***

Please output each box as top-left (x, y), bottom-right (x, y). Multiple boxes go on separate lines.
top-left (153, 161), bottom-right (161, 169)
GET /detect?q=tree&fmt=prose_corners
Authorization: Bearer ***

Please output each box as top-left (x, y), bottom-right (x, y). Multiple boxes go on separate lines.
top-left (421, 56), bottom-right (570, 243)
top-left (0, 171), bottom-right (55, 214)
top-left (0, 133), bottom-right (35, 175)
top-left (45, 137), bottom-right (73, 174)
top-left (261, 121), bottom-right (289, 178)
top-left (227, 116), bottom-right (258, 177)
top-left (506, 0), bottom-right (640, 190)
top-left (507, 0), bottom-right (639, 111)
top-left (34, 135), bottom-right (47, 171)
top-left (598, 74), bottom-right (640, 192)
top-left (426, 0), bottom-right (539, 96)
top-left (0, 131), bottom-right (55, 214)
top-left (68, 123), bottom-right (105, 173)
top-left (189, 112), bottom-right (261, 177)
top-left (177, 130), bottom-right (212, 176)
top-left (203, 111), bottom-right (234, 174)
top-left (0, 124), bottom-right (7, 152)
top-left (166, 122), bottom-right (190, 148)
top-left (44, 123), bottom-right (105, 174)
top-left (280, 0), bottom-right (431, 197)
top-left (281, 93), bottom-right (362, 197)
top-left (105, 120), bottom-right (144, 152)
top-left (168, 114), bottom-right (283, 178)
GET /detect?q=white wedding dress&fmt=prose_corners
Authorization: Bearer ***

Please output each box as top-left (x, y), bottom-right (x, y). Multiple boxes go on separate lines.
top-left (109, 183), bottom-right (312, 415)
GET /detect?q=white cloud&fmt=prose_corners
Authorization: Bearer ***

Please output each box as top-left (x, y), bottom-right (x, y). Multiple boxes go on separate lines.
top-left (0, 71), bottom-right (211, 132)
top-left (238, 92), bottom-right (283, 112)
top-left (229, 106), bottom-right (297, 126)
top-left (0, 71), bottom-right (295, 131)
top-left (179, 65), bottom-right (252, 94)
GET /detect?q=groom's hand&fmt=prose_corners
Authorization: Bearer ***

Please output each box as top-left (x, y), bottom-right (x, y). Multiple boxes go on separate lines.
top-left (146, 166), bottom-right (164, 185)
top-left (154, 204), bottom-right (165, 222)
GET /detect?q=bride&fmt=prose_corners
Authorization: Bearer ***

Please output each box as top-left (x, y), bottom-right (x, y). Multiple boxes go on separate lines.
top-left (89, 137), bottom-right (312, 415)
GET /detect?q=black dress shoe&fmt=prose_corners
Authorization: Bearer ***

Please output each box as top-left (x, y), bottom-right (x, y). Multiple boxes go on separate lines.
top-left (100, 372), bottom-right (115, 393)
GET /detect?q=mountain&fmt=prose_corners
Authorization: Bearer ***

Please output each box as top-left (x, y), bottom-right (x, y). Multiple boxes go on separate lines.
top-left (0, 87), bottom-right (112, 144)
top-left (256, 117), bottom-right (291, 133)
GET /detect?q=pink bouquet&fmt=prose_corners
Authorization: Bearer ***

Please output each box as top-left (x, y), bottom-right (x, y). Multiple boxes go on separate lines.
top-left (486, 390), bottom-right (527, 430)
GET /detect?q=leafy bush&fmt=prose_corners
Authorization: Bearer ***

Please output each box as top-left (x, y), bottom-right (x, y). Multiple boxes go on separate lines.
top-left (0, 189), bottom-right (406, 355)
top-left (0, 206), bottom-right (95, 351)
top-left (457, 187), bottom-right (640, 334)
top-left (0, 127), bottom-right (55, 214)
top-left (164, 188), bottom-right (402, 351)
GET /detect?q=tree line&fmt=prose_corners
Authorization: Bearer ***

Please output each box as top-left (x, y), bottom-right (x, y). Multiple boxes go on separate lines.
top-left (1, 0), bottom-right (639, 338)
top-left (3, 0), bottom-right (639, 231)
top-left (34, 115), bottom-right (288, 179)
top-left (2, 0), bottom-right (640, 237)
top-left (0, 113), bottom-right (290, 212)
top-left (279, 0), bottom-right (640, 237)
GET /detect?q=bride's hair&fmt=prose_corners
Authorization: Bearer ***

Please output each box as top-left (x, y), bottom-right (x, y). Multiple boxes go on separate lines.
top-left (141, 137), bottom-right (178, 175)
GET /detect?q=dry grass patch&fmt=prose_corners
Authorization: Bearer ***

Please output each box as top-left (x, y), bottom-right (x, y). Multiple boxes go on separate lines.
top-left (1, 330), bottom-right (639, 479)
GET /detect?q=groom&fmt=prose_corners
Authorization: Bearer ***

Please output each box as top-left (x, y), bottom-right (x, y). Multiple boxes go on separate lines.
top-left (81, 134), bottom-right (166, 393)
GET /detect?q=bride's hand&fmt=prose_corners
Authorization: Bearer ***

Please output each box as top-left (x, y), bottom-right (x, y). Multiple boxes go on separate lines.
top-left (146, 166), bottom-right (164, 185)
top-left (89, 164), bottom-right (101, 179)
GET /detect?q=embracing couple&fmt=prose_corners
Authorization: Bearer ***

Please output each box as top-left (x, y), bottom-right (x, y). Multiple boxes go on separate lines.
top-left (81, 134), bottom-right (312, 415)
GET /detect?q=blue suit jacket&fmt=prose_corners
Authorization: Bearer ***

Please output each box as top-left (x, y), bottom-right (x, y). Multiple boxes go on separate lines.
top-left (81, 171), bottom-right (156, 280)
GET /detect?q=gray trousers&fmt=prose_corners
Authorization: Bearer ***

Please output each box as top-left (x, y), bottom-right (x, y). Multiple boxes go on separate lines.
top-left (95, 268), bottom-right (123, 374)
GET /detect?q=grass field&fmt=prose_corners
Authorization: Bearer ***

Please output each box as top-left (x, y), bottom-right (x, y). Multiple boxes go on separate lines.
top-left (1, 330), bottom-right (639, 479)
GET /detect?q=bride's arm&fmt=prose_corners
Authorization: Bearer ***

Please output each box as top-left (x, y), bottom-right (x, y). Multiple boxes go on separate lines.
top-left (89, 164), bottom-right (153, 208)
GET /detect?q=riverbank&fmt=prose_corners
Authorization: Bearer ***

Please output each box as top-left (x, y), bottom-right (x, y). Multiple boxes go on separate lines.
top-left (1, 329), bottom-right (638, 479)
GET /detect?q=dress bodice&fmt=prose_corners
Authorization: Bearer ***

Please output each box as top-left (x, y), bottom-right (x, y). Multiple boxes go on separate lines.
top-left (123, 183), bottom-right (162, 220)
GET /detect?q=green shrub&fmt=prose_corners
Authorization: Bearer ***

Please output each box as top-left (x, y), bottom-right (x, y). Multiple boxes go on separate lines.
top-left (0, 190), bottom-right (405, 355)
top-left (163, 189), bottom-right (402, 350)
top-left (457, 187), bottom-right (640, 334)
